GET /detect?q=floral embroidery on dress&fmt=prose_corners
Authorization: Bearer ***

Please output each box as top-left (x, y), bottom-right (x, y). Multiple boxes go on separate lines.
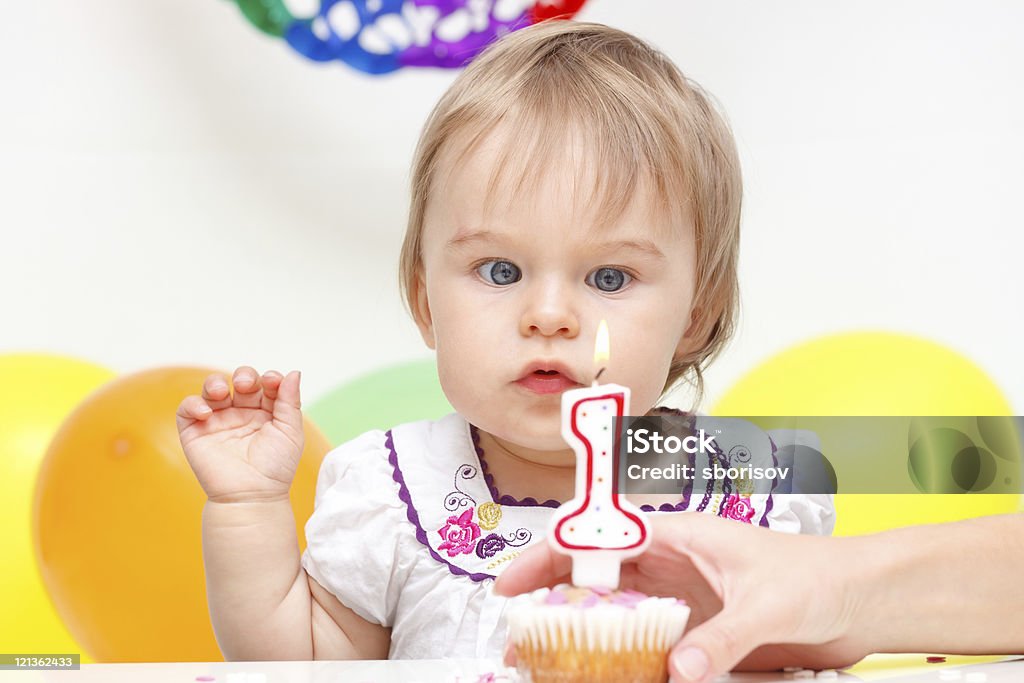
top-left (721, 494), bottom-right (756, 523)
top-left (437, 507), bottom-right (482, 557)
top-left (477, 501), bottom-right (502, 530)
top-left (439, 462), bottom-right (533, 564)
top-left (474, 528), bottom-right (531, 559)
top-left (444, 464), bottom-right (479, 512)
top-left (475, 533), bottom-right (506, 558)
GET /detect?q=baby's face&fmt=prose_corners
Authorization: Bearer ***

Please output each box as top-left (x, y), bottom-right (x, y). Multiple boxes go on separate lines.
top-left (414, 134), bottom-right (699, 452)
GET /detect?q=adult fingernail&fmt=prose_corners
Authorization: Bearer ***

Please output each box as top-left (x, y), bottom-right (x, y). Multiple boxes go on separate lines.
top-left (672, 647), bottom-right (709, 682)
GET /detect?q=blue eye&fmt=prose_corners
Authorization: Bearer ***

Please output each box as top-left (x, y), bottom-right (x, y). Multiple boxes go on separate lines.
top-left (587, 267), bottom-right (631, 292)
top-left (477, 260), bottom-right (521, 286)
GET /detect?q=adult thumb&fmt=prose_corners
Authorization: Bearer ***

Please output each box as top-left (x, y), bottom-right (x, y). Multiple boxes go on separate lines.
top-left (669, 608), bottom-right (757, 683)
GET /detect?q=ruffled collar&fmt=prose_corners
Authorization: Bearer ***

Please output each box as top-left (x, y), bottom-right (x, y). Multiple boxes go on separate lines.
top-left (385, 410), bottom-right (775, 582)
top-left (387, 413), bottom-right (553, 582)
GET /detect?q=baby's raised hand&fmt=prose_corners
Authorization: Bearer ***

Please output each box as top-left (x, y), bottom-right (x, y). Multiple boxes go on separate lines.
top-left (176, 367), bottom-right (305, 503)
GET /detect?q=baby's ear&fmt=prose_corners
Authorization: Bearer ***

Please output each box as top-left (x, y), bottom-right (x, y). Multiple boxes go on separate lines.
top-left (411, 269), bottom-right (436, 350)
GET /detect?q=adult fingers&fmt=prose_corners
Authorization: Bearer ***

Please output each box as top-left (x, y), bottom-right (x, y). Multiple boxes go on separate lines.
top-left (669, 607), bottom-right (762, 683)
top-left (492, 540), bottom-right (572, 597)
top-left (502, 641), bottom-right (518, 667)
top-left (650, 513), bottom-right (767, 595)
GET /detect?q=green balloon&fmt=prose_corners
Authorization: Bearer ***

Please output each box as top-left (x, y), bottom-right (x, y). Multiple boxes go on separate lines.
top-left (233, 0), bottom-right (294, 37)
top-left (307, 359), bottom-right (453, 447)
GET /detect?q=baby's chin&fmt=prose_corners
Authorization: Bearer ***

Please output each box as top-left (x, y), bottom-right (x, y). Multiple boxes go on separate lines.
top-left (499, 431), bottom-right (571, 453)
top-left (467, 409), bottom-right (567, 452)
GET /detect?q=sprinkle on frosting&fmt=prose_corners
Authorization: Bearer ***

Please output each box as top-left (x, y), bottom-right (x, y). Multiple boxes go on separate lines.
top-left (543, 590), bottom-right (568, 605)
top-left (537, 584), bottom-right (687, 610)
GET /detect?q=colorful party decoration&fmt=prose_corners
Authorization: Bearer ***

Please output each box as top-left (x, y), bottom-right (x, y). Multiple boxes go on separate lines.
top-left (32, 367), bottom-right (332, 662)
top-left (0, 354), bottom-right (113, 662)
top-left (711, 331), bottom-right (1020, 535)
top-left (307, 358), bottom-right (452, 446)
top-left (230, 0), bottom-right (588, 74)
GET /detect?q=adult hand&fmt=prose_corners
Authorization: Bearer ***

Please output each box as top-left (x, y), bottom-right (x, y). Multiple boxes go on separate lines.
top-left (494, 512), bottom-right (871, 682)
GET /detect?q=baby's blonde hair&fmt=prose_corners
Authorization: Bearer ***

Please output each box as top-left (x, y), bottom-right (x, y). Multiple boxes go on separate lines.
top-left (399, 20), bottom-right (741, 408)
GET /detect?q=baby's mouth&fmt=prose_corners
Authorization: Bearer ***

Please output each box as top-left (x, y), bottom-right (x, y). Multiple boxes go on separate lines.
top-left (515, 369), bottom-right (582, 395)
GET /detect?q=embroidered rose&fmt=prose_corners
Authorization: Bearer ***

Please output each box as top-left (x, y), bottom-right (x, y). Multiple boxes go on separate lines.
top-left (437, 507), bottom-right (482, 557)
top-left (722, 494), bottom-right (755, 523)
top-left (475, 533), bottom-right (507, 559)
top-left (476, 502), bottom-right (503, 531)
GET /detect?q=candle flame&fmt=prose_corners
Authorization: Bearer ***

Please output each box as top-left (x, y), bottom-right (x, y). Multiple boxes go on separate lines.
top-left (594, 320), bottom-right (610, 368)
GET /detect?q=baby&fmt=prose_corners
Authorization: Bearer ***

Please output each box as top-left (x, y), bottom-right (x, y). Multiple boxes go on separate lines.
top-left (175, 20), bottom-right (833, 662)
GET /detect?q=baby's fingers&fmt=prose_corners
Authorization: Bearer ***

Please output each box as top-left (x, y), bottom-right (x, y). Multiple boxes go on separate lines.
top-left (272, 371), bottom-right (304, 446)
top-left (201, 373), bottom-right (233, 411)
top-left (176, 395), bottom-right (213, 432)
top-left (260, 370), bottom-right (283, 412)
top-left (231, 366), bottom-right (263, 409)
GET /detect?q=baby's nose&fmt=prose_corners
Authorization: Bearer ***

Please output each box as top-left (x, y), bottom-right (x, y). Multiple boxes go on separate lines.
top-left (519, 282), bottom-right (579, 338)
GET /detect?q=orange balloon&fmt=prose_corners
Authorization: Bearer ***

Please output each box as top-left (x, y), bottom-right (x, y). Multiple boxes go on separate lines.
top-left (32, 367), bottom-right (331, 662)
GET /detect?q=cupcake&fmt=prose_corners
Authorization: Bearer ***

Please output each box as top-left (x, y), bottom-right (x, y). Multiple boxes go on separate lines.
top-left (506, 584), bottom-right (690, 683)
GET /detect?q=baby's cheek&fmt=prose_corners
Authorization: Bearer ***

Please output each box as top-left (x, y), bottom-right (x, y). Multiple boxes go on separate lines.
top-left (631, 381), bottom-right (664, 417)
top-left (617, 341), bottom-right (675, 410)
top-left (431, 349), bottom-right (460, 404)
top-left (434, 348), bottom-right (484, 415)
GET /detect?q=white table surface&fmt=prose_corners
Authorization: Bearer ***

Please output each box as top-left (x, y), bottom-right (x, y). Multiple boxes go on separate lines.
top-left (3, 655), bottom-right (1022, 683)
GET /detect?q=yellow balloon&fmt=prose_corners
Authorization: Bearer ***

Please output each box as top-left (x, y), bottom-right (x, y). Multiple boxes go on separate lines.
top-left (0, 354), bottom-right (113, 662)
top-left (711, 332), bottom-right (1019, 535)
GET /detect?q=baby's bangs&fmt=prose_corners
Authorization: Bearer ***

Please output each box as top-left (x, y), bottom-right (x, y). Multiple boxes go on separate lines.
top-left (438, 58), bottom-right (695, 237)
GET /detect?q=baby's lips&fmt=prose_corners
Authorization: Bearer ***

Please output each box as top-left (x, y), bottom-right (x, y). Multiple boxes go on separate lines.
top-left (517, 359), bottom-right (582, 384)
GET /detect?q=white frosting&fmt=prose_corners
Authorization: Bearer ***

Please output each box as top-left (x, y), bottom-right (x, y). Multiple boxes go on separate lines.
top-left (506, 586), bottom-right (690, 653)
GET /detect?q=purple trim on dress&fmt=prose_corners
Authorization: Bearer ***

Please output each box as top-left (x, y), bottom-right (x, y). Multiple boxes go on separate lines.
top-left (470, 412), bottom-right (696, 513)
top-left (643, 501), bottom-right (695, 512)
top-left (758, 434), bottom-right (779, 528)
top-left (470, 425), bottom-right (562, 508)
top-left (385, 429), bottom-right (495, 583)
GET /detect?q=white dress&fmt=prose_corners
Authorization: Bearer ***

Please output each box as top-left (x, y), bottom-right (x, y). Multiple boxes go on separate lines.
top-left (300, 411), bottom-right (834, 660)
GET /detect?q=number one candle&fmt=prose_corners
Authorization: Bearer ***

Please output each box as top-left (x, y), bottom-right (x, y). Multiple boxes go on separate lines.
top-left (548, 320), bottom-right (651, 588)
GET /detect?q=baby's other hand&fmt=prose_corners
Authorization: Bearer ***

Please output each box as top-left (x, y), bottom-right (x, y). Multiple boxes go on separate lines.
top-left (176, 366), bottom-right (304, 503)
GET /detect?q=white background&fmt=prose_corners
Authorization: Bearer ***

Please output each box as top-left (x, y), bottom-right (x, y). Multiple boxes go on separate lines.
top-left (2, 0), bottom-right (1021, 410)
